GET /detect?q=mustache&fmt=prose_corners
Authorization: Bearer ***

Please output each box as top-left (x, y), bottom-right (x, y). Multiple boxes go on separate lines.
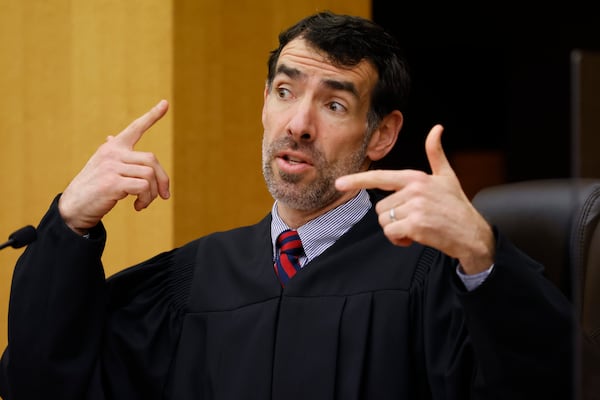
top-left (268, 136), bottom-right (321, 160)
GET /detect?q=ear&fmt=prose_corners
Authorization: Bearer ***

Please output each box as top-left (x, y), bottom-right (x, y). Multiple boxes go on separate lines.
top-left (366, 110), bottom-right (403, 161)
top-left (262, 82), bottom-right (270, 124)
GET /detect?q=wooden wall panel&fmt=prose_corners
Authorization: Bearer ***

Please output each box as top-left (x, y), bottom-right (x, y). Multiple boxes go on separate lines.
top-left (571, 49), bottom-right (600, 178)
top-left (0, 0), bottom-right (173, 351)
top-left (0, 0), bottom-right (368, 361)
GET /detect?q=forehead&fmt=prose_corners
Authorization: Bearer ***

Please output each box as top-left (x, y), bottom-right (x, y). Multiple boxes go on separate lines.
top-left (275, 38), bottom-right (378, 93)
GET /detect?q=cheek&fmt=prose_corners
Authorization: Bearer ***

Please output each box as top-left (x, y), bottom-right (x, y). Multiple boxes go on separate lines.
top-left (261, 102), bottom-right (268, 127)
top-left (320, 138), bottom-right (356, 165)
top-left (262, 100), bottom-right (284, 131)
top-left (324, 126), bottom-right (367, 155)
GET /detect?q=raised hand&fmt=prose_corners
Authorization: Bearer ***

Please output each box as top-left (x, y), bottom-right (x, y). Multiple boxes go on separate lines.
top-left (58, 100), bottom-right (171, 235)
top-left (335, 124), bottom-right (494, 274)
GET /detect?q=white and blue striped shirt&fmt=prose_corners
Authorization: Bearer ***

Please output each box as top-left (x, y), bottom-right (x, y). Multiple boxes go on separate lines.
top-left (270, 189), bottom-right (491, 291)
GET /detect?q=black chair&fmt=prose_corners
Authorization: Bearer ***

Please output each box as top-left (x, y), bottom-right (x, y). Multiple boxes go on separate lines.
top-left (472, 178), bottom-right (600, 399)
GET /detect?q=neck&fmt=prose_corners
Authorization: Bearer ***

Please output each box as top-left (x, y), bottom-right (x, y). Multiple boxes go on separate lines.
top-left (276, 189), bottom-right (361, 229)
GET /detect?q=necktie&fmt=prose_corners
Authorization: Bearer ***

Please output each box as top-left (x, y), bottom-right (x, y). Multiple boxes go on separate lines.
top-left (274, 229), bottom-right (304, 286)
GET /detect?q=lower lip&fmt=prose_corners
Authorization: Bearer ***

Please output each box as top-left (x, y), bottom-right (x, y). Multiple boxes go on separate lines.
top-left (276, 157), bottom-right (312, 174)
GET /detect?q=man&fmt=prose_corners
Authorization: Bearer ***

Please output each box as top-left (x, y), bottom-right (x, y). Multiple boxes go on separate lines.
top-left (0, 11), bottom-right (573, 400)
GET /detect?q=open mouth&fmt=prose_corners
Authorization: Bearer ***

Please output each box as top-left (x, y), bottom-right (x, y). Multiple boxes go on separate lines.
top-left (283, 155), bottom-right (306, 164)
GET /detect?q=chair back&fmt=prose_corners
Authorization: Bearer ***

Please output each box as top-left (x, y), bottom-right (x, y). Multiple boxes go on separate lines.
top-left (472, 178), bottom-right (600, 339)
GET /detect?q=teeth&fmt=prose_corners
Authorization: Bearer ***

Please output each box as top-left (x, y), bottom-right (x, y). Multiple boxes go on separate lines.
top-left (284, 155), bottom-right (303, 164)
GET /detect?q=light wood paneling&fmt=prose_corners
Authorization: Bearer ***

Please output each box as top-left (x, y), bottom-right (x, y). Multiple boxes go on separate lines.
top-left (0, 0), bottom-right (369, 358)
top-left (0, 0), bottom-right (174, 351)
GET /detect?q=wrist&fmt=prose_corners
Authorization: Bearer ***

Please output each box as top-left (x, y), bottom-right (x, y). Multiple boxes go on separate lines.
top-left (459, 222), bottom-right (495, 275)
top-left (58, 194), bottom-right (91, 236)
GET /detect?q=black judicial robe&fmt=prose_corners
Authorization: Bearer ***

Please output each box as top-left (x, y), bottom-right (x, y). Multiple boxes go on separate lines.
top-left (0, 195), bottom-right (574, 400)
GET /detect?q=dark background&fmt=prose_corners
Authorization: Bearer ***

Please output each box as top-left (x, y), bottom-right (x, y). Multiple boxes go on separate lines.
top-left (371, 2), bottom-right (600, 193)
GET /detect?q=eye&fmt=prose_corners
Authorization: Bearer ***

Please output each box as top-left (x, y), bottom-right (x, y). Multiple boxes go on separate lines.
top-left (327, 101), bottom-right (347, 113)
top-left (276, 87), bottom-right (292, 100)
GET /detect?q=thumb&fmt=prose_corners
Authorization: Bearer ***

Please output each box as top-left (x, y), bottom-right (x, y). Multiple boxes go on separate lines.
top-left (425, 124), bottom-right (454, 176)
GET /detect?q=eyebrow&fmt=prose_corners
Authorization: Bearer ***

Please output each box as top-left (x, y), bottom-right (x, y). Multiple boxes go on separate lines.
top-left (275, 63), bottom-right (360, 99)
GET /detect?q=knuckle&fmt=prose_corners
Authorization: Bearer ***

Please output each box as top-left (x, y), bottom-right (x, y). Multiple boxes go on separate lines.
top-left (141, 151), bottom-right (158, 164)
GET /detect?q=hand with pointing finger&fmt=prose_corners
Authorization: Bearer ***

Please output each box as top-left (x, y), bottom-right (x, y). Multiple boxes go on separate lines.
top-left (58, 100), bottom-right (171, 235)
top-left (336, 124), bottom-right (495, 274)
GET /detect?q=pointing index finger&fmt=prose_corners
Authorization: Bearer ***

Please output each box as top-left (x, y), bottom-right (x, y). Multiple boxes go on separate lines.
top-left (114, 99), bottom-right (169, 148)
top-left (336, 170), bottom-right (408, 192)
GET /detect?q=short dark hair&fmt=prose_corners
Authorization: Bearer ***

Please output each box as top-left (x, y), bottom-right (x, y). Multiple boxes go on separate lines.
top-left (267, 11), bottom-right (411, 130)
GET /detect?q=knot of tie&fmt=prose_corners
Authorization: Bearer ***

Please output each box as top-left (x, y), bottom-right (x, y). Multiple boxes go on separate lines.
top-left (274, 229), bottom-right (304, 286)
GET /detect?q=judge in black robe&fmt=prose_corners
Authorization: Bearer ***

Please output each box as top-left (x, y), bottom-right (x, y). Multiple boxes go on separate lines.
top-left (0, 11), bottom-right (576, 400)
top-left (0, 191), bottom-right (574, 400)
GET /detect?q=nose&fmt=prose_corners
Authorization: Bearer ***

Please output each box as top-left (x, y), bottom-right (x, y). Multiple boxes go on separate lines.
top-left (286, 98), bottom-right (315, 142)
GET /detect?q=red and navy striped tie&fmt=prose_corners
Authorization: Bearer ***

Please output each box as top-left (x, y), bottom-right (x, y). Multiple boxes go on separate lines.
top-left (274, 229), bottom-right (304, 286)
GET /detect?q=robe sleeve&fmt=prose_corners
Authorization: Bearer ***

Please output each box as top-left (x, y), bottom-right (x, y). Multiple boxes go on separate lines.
top-left (0, 195), bottom-right (193, 400)
top-left (411, 229), bottom-right (574, 399)
top-left (457, 230), bottom-right (575, 398)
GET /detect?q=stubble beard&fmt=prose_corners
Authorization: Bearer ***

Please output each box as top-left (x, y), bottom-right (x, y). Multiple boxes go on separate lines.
top-left (262, 135), bottom-right (369, 211)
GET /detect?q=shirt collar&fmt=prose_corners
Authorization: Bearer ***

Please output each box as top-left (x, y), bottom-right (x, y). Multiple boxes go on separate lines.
top-left (271, 189), bottom-right (371, 262)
